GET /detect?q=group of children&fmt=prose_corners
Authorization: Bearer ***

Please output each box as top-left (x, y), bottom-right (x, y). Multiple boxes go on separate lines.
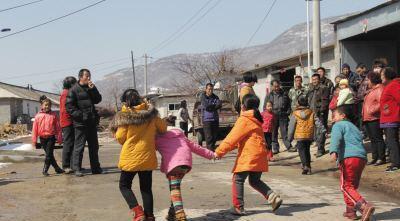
top-left (31, 86), bottom-right (375, 220)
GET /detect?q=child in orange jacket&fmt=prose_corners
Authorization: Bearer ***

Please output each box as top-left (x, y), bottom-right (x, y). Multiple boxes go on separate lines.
top-left (32, 96), bottom-right (63, 176)
top-left (214, 94), bottom-right (283, 216)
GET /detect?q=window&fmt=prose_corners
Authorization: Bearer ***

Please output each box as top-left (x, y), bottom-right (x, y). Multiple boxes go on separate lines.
top-left (168, 103), bottom-right (180, 111)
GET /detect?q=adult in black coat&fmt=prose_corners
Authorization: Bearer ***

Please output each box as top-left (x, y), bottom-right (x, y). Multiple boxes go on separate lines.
top-left (66, 69), bottom-right (103, 177)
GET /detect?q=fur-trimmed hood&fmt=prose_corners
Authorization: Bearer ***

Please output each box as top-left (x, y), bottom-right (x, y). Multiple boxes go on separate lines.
top-left (110, 103), bottom-right (159, 133)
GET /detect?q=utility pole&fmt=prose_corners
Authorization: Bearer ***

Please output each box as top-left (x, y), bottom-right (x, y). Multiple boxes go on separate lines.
top-left (144, 53), bottom-right (148, 95)
top-left (312, 0), bottom-right (321, 69)
top-left (131, 50), bottom-right (136, 89)
top-left (306, 0), bottom-right (311, 81)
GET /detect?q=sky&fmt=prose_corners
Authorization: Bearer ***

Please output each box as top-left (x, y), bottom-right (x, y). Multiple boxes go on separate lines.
top-left (0, 0), bottom-right (385, 92)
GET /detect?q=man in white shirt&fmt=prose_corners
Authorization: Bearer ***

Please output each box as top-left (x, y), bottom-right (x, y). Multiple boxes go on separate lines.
top-left (178, 100), bottom-right (192, 137)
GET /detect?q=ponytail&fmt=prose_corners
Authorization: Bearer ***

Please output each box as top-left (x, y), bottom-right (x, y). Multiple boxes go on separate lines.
top-left (242, 94), bottom-right (263, 123)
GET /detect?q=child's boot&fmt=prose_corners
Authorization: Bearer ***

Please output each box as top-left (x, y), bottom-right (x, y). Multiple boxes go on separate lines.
top-left (145, 214), bottom-right (155, 221)
top-left (42, 161), bottom-right (50, 176)
top-left (165, 206), bottom-right (175, 221)
top-left (356, 200), bottom-right (375, 221)
top-left (175, 210), bottom-right (187, 221)
top-left (230, 206), bottom-right (246, 216)
top-left (343, 206), bottom-right (357, 220)
top-left (131, 205), bottom-right (145, 221)
top-left (268, 192), bottom-right (283, 212)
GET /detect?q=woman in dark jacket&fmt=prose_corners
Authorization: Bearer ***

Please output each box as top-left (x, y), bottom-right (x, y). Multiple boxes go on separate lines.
top-left (380, 67), bottom-right (400, 172)
top-left (60, 76), bottom-right (77, 173)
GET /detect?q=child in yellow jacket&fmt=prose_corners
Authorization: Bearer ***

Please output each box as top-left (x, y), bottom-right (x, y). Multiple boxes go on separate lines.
top-left (215, 94), bottom-right (283, 216)
top-left (110, 89), bottom-right (167, 221)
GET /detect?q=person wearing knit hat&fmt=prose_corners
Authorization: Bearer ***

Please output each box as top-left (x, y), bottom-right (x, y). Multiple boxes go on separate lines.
top-left (337, 78), bottom-right (356, 124)
top-left (338, 63), bottom-right (362, 93)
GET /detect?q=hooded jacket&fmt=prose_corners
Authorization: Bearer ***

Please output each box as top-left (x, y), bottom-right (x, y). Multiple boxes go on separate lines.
top-left (215, 110), bottom-right (269, 173)
top-left (32, 111), bottom-right (62, 144)
top-left (110, 103), bottom-right (167, 172)
top-left (239, 84), bottom-right (256, 102)
top-left (156, 127), bottom-right (214, 174)
top-left (362, 84), bottom-right (383, 122)
top-left (288, 107), bottom-right (326, 142)
top-left (380, 78), bottom-right (400, 125)
top-left (337, 88), bottom-right (354, 106)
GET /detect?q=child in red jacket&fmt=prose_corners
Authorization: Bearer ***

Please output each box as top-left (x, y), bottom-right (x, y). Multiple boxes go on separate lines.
top-left (32, 96), bottom-right (63, 176)
top-left (261, 101), bottom-right (274, 161)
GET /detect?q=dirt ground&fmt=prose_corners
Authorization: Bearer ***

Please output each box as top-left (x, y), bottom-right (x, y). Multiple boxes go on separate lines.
top-left (0, 134), bottom-right (400, 221)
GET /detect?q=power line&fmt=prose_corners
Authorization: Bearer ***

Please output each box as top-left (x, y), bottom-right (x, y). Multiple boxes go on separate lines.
top-left (0, 0), bottom-right (45, 13)
top-left (0, 0), bottom-right (107, 40)
top-left (245, 0), bottom-right (277, 47)
top-left (152, 0), bottom-right (223, 55)
top-left (2, 57), bottom-right (130, 80)
top-left (149, 0), bottom-right (214, 53)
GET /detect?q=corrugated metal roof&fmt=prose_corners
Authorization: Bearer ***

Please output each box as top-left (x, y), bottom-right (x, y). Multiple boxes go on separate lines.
top-left (332, 0), bottom-right (399, 24)
top-left (0, 82), bottom-right (60, 105)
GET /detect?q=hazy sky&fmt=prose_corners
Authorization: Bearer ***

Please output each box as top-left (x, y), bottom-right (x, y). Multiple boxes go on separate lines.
top-left (0, 0), bottom-right (384, 91)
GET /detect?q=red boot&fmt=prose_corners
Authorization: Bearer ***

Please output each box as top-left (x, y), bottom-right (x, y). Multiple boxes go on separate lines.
top-left (342, 206), bottom-right (357, 220)
top-left (131, 205), bottom-right (145, 221)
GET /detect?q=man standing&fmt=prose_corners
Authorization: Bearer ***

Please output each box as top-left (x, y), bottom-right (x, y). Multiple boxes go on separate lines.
top-left (308, 74), bottom-right (330, 157)
top-left (265, 80), bottom-right (292, 154)
top-left (200, 83), bottom-right (222, 151)
top-left (288, 76), bottom-right (308, 112)
top-left (317, 67), bottom-right (334, 97)
top-left (339, 63), bottom-right (361, 92)
top-left (354, 63), bottom-right (369, 130)
top-left (66, 69), bottom-right (103, 177)
top-left (178, 100), bottom-right (192, 137)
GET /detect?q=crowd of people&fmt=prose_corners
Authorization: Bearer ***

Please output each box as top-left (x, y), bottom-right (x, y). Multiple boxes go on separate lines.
top-left (29, 60), bottom-right (399, 221)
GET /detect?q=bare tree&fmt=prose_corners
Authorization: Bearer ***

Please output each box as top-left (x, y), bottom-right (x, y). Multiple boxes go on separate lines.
top-left (52, 79), bottom-right (63, 94)
top-left (171, 49), bottom-right (242, 94)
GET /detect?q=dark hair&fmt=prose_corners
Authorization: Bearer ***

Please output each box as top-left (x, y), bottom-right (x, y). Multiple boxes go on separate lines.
top-left (373, 58), bottom-right (388, 68)
top-left (243, 71), bottom-right (258, 83)
top-left (312, 73), bottom-right (320, 79)
top-left (316, 67), bottom-right (325, 73)
top-left (180, 100), bottom-right (187, 108)
top-left (294, 75), bottom-right (302, 80)
top-left (367, 71), bottom-right (381, 84)
top-left (206, 83), bottom-right (214, 88)
top-left (39, 95), bottom-right (51, 105)
top-left (78, 69), bottom-right (91, 78)
top-left (356, 63), bottom-right (367, 70)
top-left (120, 89), bottom-right (142, 107)
top-left (271, 80), bottom-right (280, 86)
top-left (382, 67), bottom-right (398, 80)
top-left (334, 105), bottom-right (354, 121)
top-left (163, 115), bottom-right (176, 126)
top-left (242, 94), bottom-right (263, 123)
top-left (297, 95), bottom-right (308, 107)
top-left (63, 76), bottom-right (77, 89)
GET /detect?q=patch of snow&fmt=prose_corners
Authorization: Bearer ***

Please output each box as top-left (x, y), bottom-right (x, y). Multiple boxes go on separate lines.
top-left (0, 163), bottom-right (12, 169)
top-left (0, 143), bottom-right (34, 151)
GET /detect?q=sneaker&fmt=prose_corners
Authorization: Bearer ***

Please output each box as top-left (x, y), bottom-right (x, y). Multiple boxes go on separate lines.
top-left (268, 192), bottom-right (283, 212)
top-left (343, 206), bottom-right (357, 220)
top-left (360, 202), bottom-right (375, 221)
top-left (145, 214), bottom-right (155, 221)
top-left (92, 168), bottom-right (104, 174)
top-left (175, 210), bottom-right (187, 221)
top-left (230, 206), bottom-right (246, 216)
top-left (64, 168), bottom-right (74, 174)
top-left (131, 205), bottom-right (146, 221)
top-left (75, 171), bottom-right (84, 177)
top-left (385, 166), bottom-right (399, 173)
top-left (374, 160), bottom-right (386, 166)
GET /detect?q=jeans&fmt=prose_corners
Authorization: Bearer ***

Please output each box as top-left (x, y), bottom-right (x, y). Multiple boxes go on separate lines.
top-left (297, 140), bottom-right (311, 168)
top-left (62, 125), bottom-right (74, 169)
top-left (179, 121), bottom-right (189, 137)
top-left (232, 172), bottom-right (273, 209)
top-left (384, 127), bottom-right (400, 167)
top-left (72, 125), bottom-right (101, 172)
top-left (40, 136), bottom-right (61, 169)
top-left (203, 121), bottom-right (219, 151)
top-left (364, 120), bottom-right (386, 161)
top-left (119, 170), bottom-right (153, 216)
top-left (272, 116), bottom-right (291, 152)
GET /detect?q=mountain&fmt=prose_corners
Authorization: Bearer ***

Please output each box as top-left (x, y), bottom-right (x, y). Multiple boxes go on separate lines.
top-left (95, 15), bottom-right (345, 107)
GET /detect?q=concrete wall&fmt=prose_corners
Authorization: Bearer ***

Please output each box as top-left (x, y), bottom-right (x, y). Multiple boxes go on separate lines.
top-left (0, 99), bottom-right (11, 124)
top-left (22, 100), bottom-right (41, 118)
top-left (153, 96), bottom-right (196, 120)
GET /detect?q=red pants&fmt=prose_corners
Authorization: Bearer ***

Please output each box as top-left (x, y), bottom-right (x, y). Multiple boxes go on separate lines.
top-left (339, 157), bottom-right (366, 207)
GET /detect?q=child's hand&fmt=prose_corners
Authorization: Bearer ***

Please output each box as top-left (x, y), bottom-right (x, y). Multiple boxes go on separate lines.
top-left (330, 153), bottom-right (338, 162)
top-left (213, 152), bottom-right (220, 160)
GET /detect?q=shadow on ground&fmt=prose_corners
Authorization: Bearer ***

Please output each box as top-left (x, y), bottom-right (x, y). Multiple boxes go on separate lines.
top-left (373, 208), bottom-right (400, 220)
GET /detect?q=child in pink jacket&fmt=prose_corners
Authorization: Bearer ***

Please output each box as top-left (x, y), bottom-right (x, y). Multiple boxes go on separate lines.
top-left (156, 115), bottom-right (215, 221)
top-left (32, 95), bottom-right (63, 176)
